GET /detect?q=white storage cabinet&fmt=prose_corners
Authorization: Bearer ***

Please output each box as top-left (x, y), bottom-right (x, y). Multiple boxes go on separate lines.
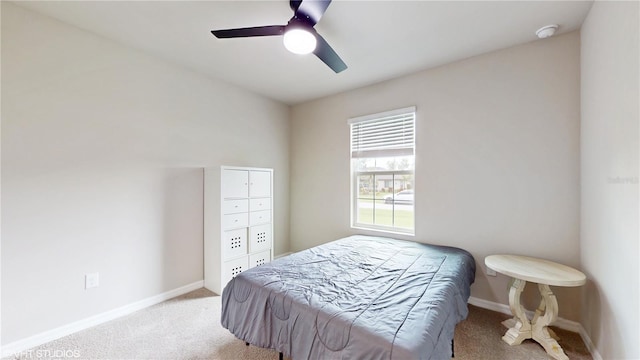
top-left (204, 166), bottom-right (273, 294)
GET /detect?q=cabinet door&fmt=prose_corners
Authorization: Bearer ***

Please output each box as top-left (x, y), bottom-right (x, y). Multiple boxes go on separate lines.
top-left (222, 256), bottom-right (249, 288)
top-left (222, 170), bottom-right (249, 198)
top-left (249, 171), bottom-right (271, 198)
top-left (249, 250), bottom-right (271, 268)
top-left (223, 229), bottom-right (247, 259)
top-left (249, 224), bottom-right (271, 252)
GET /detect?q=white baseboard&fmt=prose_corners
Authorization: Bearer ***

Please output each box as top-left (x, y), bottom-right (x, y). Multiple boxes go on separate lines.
top-left (577, 326), bottom-right (603, 360)
top-left (1, 280), bottom-right (204, 358)
top-left (274, 252), bottom-right (293, 259)
top-left (467, 296), bottom-right (602, 360)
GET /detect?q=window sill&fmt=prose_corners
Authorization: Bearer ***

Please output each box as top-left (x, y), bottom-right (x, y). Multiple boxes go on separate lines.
top-left (351, 224), bottom-right (415, 237)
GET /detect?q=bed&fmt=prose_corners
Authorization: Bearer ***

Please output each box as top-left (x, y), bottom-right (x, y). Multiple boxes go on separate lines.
top-left (221, 235), bottom-right (476, 360)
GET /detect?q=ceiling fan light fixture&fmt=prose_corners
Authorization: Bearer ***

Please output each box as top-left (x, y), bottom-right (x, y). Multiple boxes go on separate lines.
top-left (283, 28), bottom-right (316, 54)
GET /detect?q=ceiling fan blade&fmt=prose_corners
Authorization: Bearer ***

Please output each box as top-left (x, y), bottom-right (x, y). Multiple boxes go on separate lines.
top-left (290, 0), bottom-right (302, 12)
top-left (211, 25), bottom-right (285, 38)
top-left (295, 0), bottom-right (332, 26)
top-left (313, 33), bottom-right (347, 73)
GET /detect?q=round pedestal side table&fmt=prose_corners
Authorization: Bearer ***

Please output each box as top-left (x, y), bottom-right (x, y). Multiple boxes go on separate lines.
top-left (485, 254), bottom-right (586, 360)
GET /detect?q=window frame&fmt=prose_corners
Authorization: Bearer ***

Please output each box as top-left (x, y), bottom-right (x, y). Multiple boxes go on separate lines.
top-left (349, 107), bottom-right (416, 235)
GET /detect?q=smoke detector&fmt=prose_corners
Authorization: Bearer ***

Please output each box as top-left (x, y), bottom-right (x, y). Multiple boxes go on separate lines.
top-left (536, 24), bottom-right (558, 39)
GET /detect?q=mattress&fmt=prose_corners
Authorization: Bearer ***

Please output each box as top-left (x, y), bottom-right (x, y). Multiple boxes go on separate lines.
top-left (221, 235), bottom-right (476, 360)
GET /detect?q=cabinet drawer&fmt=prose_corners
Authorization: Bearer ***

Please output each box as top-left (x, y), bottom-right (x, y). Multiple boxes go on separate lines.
top-left (249, 250), bottom-right (271, 269)
top-left (249, 210), bottom-right (271, 226)
top-left (223, 199), bottom-right (249, 214)
top-left (249, 224), bottom-right (271, 252)
top-left (222, 256), bottom-right (249, 288)
top-left (223, 229), bottom-right (247, 258)
top-left (222, 213), bottom-right (248, 230)
top-left (250, 198), bottom-right (271, 211)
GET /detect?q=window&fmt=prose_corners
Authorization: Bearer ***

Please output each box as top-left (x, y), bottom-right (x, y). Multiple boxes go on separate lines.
top-left (349, 107), bottom-right (415, 234)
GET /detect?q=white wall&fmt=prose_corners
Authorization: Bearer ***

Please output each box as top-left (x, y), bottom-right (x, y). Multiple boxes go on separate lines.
top-left (1, 3), bottom-right (290, 345)
top-left (291, 32), bottom-right (582, 320)
top-left (580, 2), bottom-right (639, 359)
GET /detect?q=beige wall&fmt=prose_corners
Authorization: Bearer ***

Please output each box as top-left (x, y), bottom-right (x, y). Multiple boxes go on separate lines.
top-left (291, 32), bottom-right (582, 320)
top-left (1, 3), bottom-right (290, 344)
top-left (580, 2), bottom-right (639, 359)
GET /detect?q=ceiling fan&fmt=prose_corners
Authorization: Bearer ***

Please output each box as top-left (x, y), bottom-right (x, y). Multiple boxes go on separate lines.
top-left (211, 0), bottom-right (347, 73)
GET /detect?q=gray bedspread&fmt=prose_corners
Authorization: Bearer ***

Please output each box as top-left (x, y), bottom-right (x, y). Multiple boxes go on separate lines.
top-left (221, 235), bottom-right (476, 360)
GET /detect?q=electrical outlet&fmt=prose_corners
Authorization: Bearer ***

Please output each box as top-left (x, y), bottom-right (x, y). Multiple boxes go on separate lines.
top-left (85, 273), bottom-right (99, 289)
top-left (486, 267), bottom-right (497, 277)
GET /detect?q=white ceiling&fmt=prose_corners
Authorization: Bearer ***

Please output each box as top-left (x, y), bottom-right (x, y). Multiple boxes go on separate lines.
top-left (14, 1), bottom-right (593, 105)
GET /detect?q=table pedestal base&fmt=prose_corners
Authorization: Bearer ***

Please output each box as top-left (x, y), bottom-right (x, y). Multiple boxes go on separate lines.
top-left (502, 278), bottom-right (569, 360)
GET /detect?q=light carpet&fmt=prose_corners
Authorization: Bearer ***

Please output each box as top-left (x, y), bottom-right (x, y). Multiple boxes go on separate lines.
top-left (6, 288), bottom-right (592, 359)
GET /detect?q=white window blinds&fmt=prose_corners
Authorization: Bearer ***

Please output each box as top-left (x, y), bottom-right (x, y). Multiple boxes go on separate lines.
top-left (349, 107), bottom-right (415, 158)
